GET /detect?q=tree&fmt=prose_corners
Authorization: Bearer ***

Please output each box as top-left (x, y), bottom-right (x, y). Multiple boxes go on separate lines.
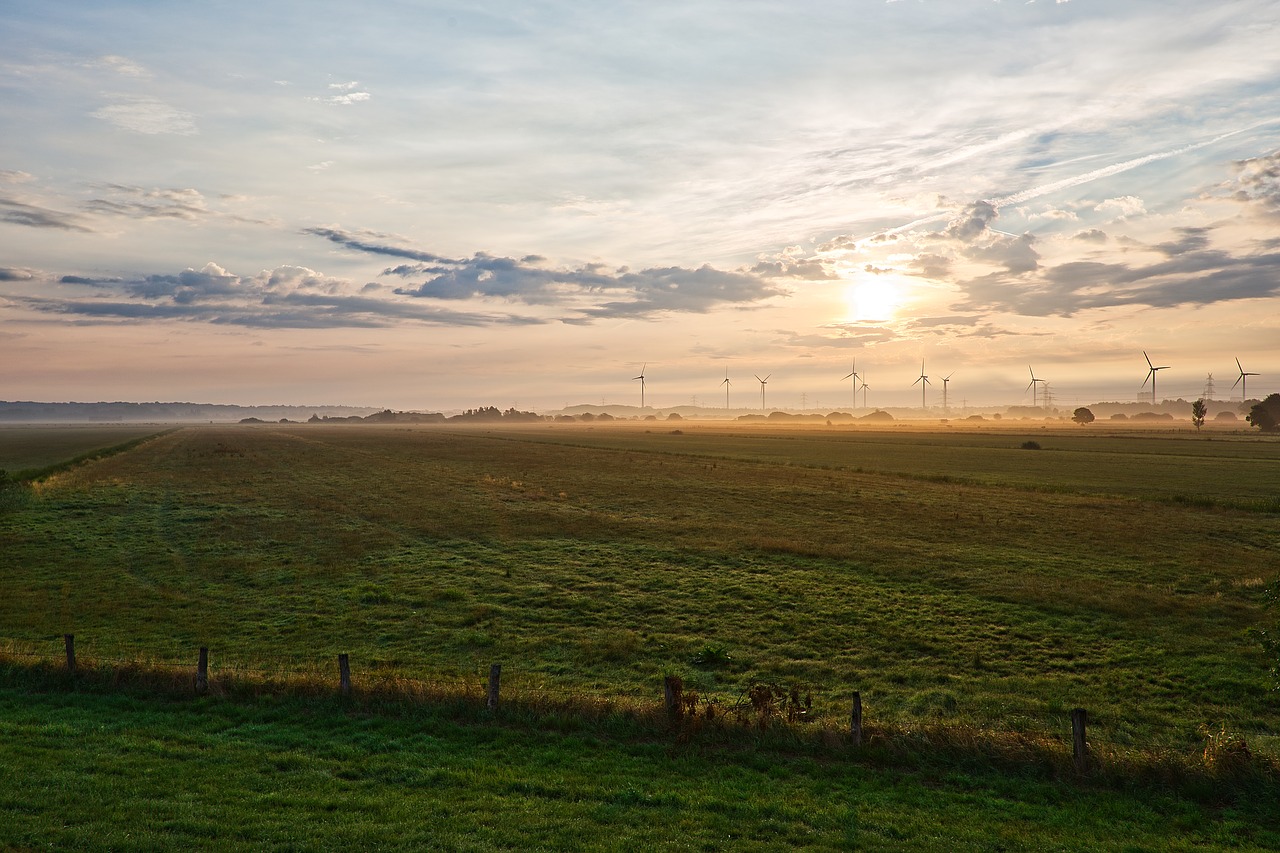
top-left (1191, 398), bottom-right (1207, 431)
top-left (1246, 393), bottom-right (1280, 432)
top-left (1071, 406), bottom-right (1095, 426)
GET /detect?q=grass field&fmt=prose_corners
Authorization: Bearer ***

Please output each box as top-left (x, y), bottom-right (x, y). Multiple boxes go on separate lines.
top-left (0, 424), bottom-right (168, 475)
top-left (2, 421), bottom-right (1279, 847)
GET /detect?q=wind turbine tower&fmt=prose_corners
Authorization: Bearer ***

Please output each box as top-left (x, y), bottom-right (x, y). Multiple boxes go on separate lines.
top-left (912, 359), bottom-right (930, 411)
top-left (721, 369), bottom-right (731, 410)
top-left (1026, 365), bottom-right (1046, 408)
top-left (842, 361), bottom-right (860, 410)
top-left (1233, 358), bottom-right (1259, 402)
top-left (633, 364), bottom-right (647, 409)
top-left (1141, 352), bottom-right (1169, 407)
top-left (754, 374), bottom-right (770, 412)
top-left (860, 372), bottom-right (869, 409)
top-left (941, 372), bottom-right (954, 413)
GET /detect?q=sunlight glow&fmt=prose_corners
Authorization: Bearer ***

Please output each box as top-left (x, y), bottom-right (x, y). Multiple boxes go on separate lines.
top-left (845, 276), bottom-right (905, 323)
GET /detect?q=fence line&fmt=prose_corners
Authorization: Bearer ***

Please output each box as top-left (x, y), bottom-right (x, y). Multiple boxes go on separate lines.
top-left (0, 633), bottom-right (1112, 773)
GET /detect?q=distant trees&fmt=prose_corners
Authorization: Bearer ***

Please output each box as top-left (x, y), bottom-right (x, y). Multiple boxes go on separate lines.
top-left (1071, 407), bottom-right (1095, 426)
top-left (1246, 394), bottom-right (1280, 432)
top-left (1191, 399), bottom-right (1207, 432)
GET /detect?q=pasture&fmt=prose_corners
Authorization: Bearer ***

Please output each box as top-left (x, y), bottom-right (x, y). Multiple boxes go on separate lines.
top-left (2, 421), bottom-right (1279, 848)
top-left (0, 424), bottom-right (168, 475)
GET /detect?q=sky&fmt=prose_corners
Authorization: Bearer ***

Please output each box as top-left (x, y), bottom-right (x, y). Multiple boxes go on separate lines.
top-left (2, 0), bottom-right (1279, 413)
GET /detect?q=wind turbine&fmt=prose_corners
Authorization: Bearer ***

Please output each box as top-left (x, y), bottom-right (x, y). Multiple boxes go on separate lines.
top-left (721, 369), bottom-right (731, 410)
top-left (754, 374), bottom-right (770, 412)
top-left (1141, 352), bottom-right (1169, 406)
top-left (1026, 365), bottom-right (1046, 408)
top-left (1233, 358), bottom-right (1259, 402)
top-left (842, 360), bottom-right (860, 410)
top-left (941, 372), bottom-right (954, 413)
top-left (633, 364), bottom-right (647, 409)
top-left (912, 359), bottom-right (930, 411)
top-left (860, 372), bottom-right (869, 410)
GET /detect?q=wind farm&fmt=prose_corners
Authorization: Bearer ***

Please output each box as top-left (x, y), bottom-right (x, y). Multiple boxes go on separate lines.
top-left (5, 2), bottom-right (1280, 849)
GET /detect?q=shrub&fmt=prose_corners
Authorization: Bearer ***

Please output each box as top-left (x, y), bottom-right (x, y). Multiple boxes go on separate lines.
top-left (1020, 440), bottom-right (1041, 450)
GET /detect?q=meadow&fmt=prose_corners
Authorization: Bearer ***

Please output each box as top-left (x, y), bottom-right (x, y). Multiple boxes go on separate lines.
top-left (2, 421), bottom-right (1279, 848)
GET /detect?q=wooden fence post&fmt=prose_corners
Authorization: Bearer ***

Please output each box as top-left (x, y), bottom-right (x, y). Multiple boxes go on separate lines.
top-left (64, 634), bottom-right (76, 674)
top-left (1071, 708), bottom-right (1088, 774)
top-left (338, 653), bottom-right (351, 697)
top-left (850, 691), bottom-right (863, 747)
top-left (663, 675), bottom-right (683, 718)
top-left (195, 647), bottom-right (209, 695)
top-left (487, 664), bottom-right (502, 712)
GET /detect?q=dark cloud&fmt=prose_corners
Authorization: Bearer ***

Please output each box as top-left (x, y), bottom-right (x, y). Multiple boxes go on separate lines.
top-left (304, 227), bottom-right (461, 264)
top-left (311, 226), bottom-right (780, 319)
top-left (82, 185), bottom-right (209, 220)
top-left (15, 263), bottom-right (542, 329)
top-left (1072, 229), bottom-right (1108, 243)
top-left (0, 197), bottom-right (91, 231)
top-left (953, 244), bottom-right (1280, 316)
top-left (0, 268), bottom-right (35, 281)
top-left (1153, 227), bottom-right (1211, 256)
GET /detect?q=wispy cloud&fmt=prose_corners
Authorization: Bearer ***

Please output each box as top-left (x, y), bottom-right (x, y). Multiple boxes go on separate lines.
top-left (91, 96), bottom-right (196, 135)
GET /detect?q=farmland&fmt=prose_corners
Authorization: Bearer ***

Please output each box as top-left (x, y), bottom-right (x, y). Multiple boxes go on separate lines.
top-left (2, 421), bottom-right (1279, 848)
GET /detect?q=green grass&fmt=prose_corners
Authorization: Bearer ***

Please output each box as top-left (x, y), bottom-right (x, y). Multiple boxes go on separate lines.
top-left (0, 424), bottom-right (167, 475)
top-left (1, 675), bottom-right (1276, 851)
top-left (2, 422), bottom-right (1279, 846)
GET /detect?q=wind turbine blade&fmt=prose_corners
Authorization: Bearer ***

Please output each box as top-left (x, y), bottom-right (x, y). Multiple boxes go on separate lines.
top-left (1143, 351), bottom-right (1153, 369)
top-left (1237, 357), bottom-right (1245, 374)
top-left (754, 375), bottom-right (763, 383)
top-left (1232, 375), bottom-right (1243, 390)
top-left (763, 375), bottom-right (771, 382)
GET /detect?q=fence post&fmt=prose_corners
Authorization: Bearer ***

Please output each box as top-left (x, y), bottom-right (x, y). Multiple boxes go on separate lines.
top-left (195, 647), bottom-right (209, 695)
top-left (850, 691), bottom-right (863, 747)
top-left (663, 675), bottom-right (683, 718)
top-left (338, 653), bottom-right (351, 697)
top-left (64, 634), bottom-right (76, 674)
top-left (1071, 708), bottom-right (1088, 774)
top-left (487, 664), bottom-right (502, 712)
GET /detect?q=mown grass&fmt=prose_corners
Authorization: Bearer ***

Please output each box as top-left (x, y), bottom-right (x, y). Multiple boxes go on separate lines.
top-left (2, 422), bottom-right (1279, 845)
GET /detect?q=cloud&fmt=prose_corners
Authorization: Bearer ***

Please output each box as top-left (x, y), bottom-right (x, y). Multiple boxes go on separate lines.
top-left (1094, 195), bottom-right (1146, 220)
top-left (0, 267), bottom-right (36, 281)
top-left (1223, 149), bottom-right (1280, 216)
top-left (310, 227), bottom-right (781, 319)
top-left (92, 97), bottom-right (197, 135)
top-left (307, 83), bottom-right (372, 106)
top-left (1072, 229), bottom-right (1108, 243)
top-left (0, 196), bottom-right (92, 231)
top-left (82, 185), bottom-right (210, 220)
top-left (97, 55), bottom-right (150, 78)
top-left (953, 240), bottom-right (1280, 317)
top-left (16, 262), bottom-right (543, 329)
top-left (305, 227), bottom-right (461, 264)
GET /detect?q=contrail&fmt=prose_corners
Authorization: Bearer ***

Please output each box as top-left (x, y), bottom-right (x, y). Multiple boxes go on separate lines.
top-left (986, 125), bottom-right (1256, 208)
top-left (866, 121), bottom-right (1275, 241)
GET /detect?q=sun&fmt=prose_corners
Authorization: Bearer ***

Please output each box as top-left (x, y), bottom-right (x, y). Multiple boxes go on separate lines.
top-left (844, 276), bottom-right (905, 323)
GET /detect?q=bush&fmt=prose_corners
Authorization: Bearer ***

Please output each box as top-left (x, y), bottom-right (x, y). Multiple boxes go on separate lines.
top-left (1020, 440), bottom-right (1041, 450)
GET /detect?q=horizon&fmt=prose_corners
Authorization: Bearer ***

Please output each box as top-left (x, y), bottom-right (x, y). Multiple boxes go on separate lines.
top-left (3, 2), bottom-right (1279, 410)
